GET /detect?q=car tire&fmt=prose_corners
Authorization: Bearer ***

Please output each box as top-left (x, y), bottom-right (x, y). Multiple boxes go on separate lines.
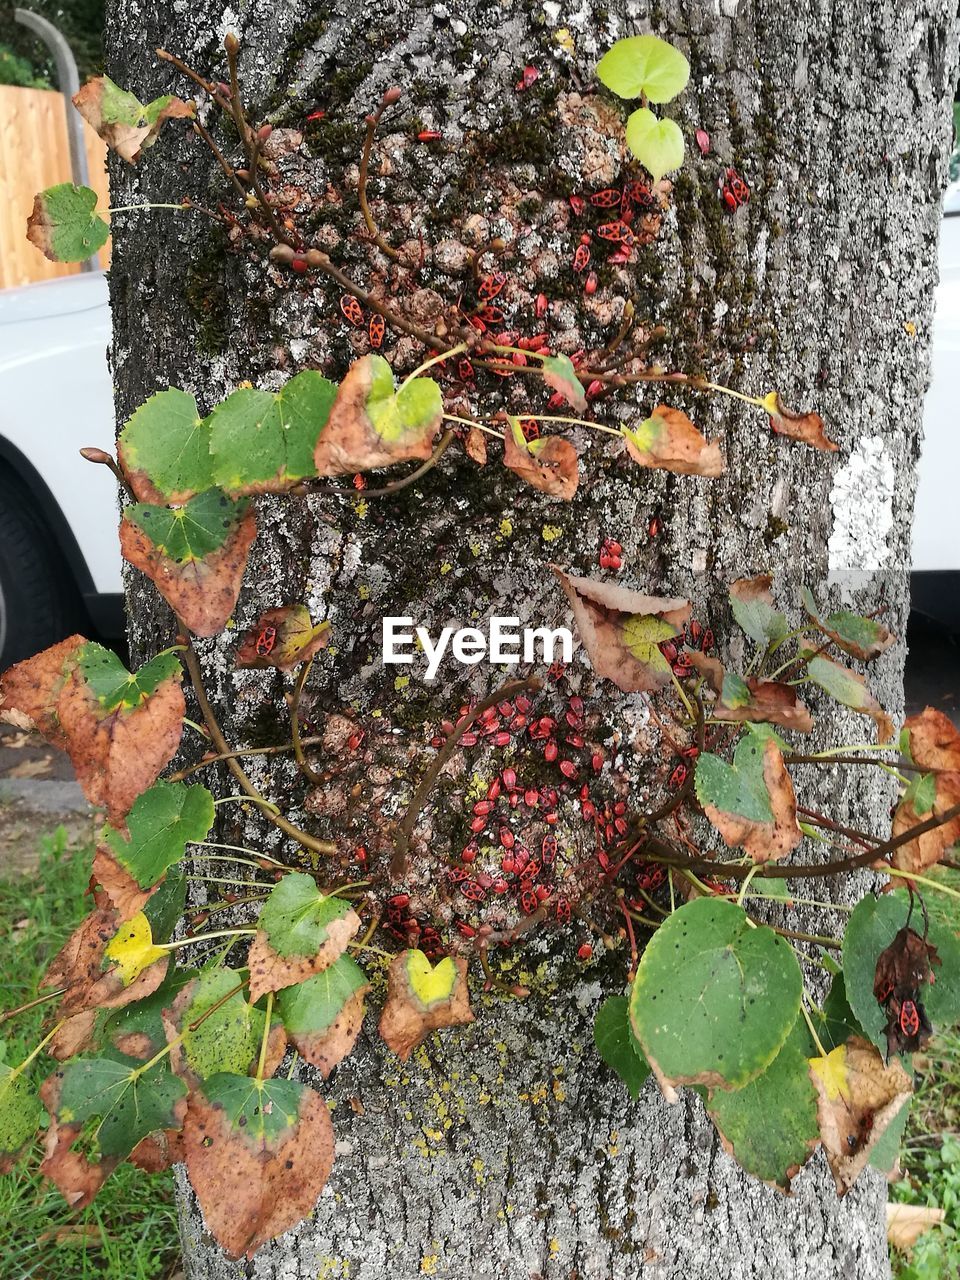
top-left (0, 470), bottom-right (85, 669)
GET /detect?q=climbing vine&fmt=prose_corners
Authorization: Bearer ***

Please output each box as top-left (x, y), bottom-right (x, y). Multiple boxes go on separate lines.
top-left (2, 28), bottom-right (959, 1262)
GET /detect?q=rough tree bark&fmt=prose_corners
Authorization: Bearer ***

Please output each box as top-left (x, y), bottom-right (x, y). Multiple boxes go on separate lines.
top-left (103, 1), bottom-right (959, 1276)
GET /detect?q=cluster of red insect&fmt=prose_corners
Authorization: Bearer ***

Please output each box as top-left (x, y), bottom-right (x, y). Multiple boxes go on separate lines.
top-left (719, 166), bottom-right (750, 212)
top-left (567, 178), bottom-right (660, 290)
top-left (660, 617), bottom-right (715, 681)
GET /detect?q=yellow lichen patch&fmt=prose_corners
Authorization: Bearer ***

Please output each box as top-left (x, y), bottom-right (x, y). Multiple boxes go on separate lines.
top-left (357, 584), bottom-right (370, 600)
top-left (353, 498), bottom-right (368, 518)
top-left (555, 27), bottom-right (575, 53)
top-left (498, 518), bottom-right (513, 539)
top-left (394, 675), bottom-right (410, 692)
top-left (608, 1129), bottom-right (621, 1158)
top-left (472, 1157), bottom-right (486, 1185)
top-left (439, 562), bottom-right (452, 575)
top-left (469, 542), bottom-right (482, 557)
top-left (549, 1239), bottom-right (560, 1256)
top-left (541, 524), bottom-right (563, 542)
top-left (420, 1254), bottom-right (440, 1275)
top-left (316, 1259), bottom-right (351, 1279)
top-left (552, 1080), bottom-right (567, 1103)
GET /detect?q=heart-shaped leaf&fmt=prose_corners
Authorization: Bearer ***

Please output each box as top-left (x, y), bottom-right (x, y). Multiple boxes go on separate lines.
top-left (118, 389), bottom-right (213, 504)
top-left (235, 605), bottom-right (331, 672)
top-left (596, 34), bottom-right (690, 103)
top-left (208, 371), bottom-right (337, 496)
top-left (695, 727), bottom-right (802, 861)
top-left (706, 1020), bottom-right (819, 1190)
top-left (120, 490), bottom-right (257, 637)
top-left (41, 907), bottom-right (170, 1017)
top-left (625, 108), bottom-right (684, 183)
top-left (630, 898), bottom-right (802, 1091)
top-left (162, 970), bottom-right (271, 1084)
top-left (729, 576), bottom-right (789, 648)
top-left (247, 873), bottom-right (360, 1002)
top-left (277, 955), bottom-right (370, 1078)
top-left (503, 419), bottom-right (579, 499)
top-left (842, 890), bottom-right (960, 1053)
top-left (314, 355), bottom-right (441, 475)
top-left (102, 781), bottom-right (214, 889)
top-left (540, 354), bottom-right (586, 412)
top-left (0, 633), bottom-right (86, 749)
top-left (26, 184), bottom-right (109, 263)
top-left (687, 651), bottom-right (814, 733)
top-left (622, 405), bottom-right (724, 477)
top-left (553, 567), bottom-right (690, 692)
top-left (379, 949), bottom-right (474, 1061)
top-left (762, 391), bottom-right (837, 451)
top-left (594, 995), bottom-right (650, 1099)
top-left (47, 1052), bottom-right (186, 1159)
top-left (805, 652), bottom-right (894, 743)
top-left (809, 1036), bottom-right (912, 1194)
top-left (183, 1073), bottom-right (334, 1260)
top-left (73, 75), bottom-right (194, 164)
top-left (801, 588), bottom-right (895, 662)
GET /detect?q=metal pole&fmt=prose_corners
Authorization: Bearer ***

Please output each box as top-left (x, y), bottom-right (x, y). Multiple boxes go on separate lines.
top-left (15, 8), bottom-right (98, 272)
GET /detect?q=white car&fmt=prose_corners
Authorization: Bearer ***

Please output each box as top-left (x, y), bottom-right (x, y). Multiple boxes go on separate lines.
top-left (0, 243), bottom-right (957, 667)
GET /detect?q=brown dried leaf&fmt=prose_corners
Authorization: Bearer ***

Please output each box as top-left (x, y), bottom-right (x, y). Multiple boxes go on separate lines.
top-left (502, 421), bottom-right (578, 499)
top-left (889, 773), bottom-right (960, 874)
top-left (763, 391), bottom-right (838, 451)
top-left (687, 651), bottom-right (814, 733)
top-left (378, 950), bottom-right (474, 1062)
top-left (128, 1126), bottom-right (185, 1173)
top-left (0, 635), bottom-right (86, 749)
top-left (73, 77), bottom-right (194, 165)
top-left (183, 1079), bottom-right (334, 1260)
top-left (886, 1203), bottom-right (946, 1252)
top-left (92, 846), bottom-right (158, 922)
top-left (119, 504), bottom-right (257, 639)
top-left (39, 1074), bottom-right (115, 1209)
top-left (47, 1010), bottom-right (99, 1062)
top-left (41, 909), bottom-right (169, 1017)
top-left (288, 988), bottom-right (369, 1079)
top-left (313, 355), bottom-right (440, 476)
top-left (464, 426), bottom-right (488, 465)
top-left (552, 567), bottom-right (690, 693)
top-left (235, 605), bottom-right (330, 672)
top-left (623, 404), bottom-right (725, 477)
top-left (247, 908), bottom-right (361, 1003)
top-left (809, 1036), bottom-right (912, 1195)
top-left (905, 706), bottom-right (960, 772)
top-left (57, 665), bottom-right (185, 822)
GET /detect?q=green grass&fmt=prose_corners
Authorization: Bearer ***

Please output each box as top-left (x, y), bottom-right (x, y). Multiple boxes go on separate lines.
top-left (0, 828), bottom-right (181, 1280)
top-left (891, 867), bottom-right (960, 1277)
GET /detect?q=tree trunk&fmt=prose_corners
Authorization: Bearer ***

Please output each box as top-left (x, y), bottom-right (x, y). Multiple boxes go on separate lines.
top-left (103, 1), bottom-right (959, 1276)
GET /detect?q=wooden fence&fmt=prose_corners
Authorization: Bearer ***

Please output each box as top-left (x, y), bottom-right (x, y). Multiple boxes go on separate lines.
top-left (0, 84), bottom-right (109, 291)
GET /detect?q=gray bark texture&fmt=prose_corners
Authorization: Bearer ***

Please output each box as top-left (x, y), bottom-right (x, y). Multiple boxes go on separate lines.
top-left (102, 0), bottom-right (960, 1276)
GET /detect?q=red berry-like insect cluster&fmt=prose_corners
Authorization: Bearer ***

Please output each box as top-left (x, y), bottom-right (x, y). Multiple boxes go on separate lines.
top-left (719, 167), bottom-right (750, 211)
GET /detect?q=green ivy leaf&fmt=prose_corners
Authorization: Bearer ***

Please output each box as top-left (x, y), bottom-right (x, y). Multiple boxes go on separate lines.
top-left (624, 108), bottom-right (684, 183)
top-left (694, 726), bottom-right (801, 859)
top-left (125, 490), bottom-right (251, 563)
top-left (259, 873), bottom-right (355, 959)
top-left (0, 1063), bottom-right (42, 1171)
top-left (208, 371), bottom-right (337, 496)
top-left (540, 354), bottom-right (587, 412)
top-left (103, 781), bottom-right (214, 888)
top-left (801, 588), bottom-right (894, 662)
top-left (806, 654), bottom-right (894, 742)
top-left (868, 1095), bottom-right (910, 1174)
top-left (201, 1073), bottom-right (303, 1143)
top-left (55, 1053), bottom-right (186, 1158)
top-left (729, 577), bottom-right (789, 647)
top-left (118, 389), bottom-right (213, 504)
top-left (842, 891), bottom-right (960, 1051)
top-left (904, 771), bottom-right (937, 818)
top-left (26, 184), bottom-right (109, 263)
top-left (103, 967), bottom-right (197, 1057)
top-left (594, 995), bottom-right (650, 1099)
top-left (76, 643), bottom-right (181, 711)
top-left (705, 1020), bottom-right (818, 1189)
top-left (174, 970), bottom-right (264, 1080)
top-left (143, 874), bottom-right (187, 943)
top-left (277, 955), bottom-right (368, 1035)
top-left (365, 358), bottom-right (443, 444)
top-left (630, 897), bottom-right (802, 1089)
top-left (596, 34), bottom-right (690, 103)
